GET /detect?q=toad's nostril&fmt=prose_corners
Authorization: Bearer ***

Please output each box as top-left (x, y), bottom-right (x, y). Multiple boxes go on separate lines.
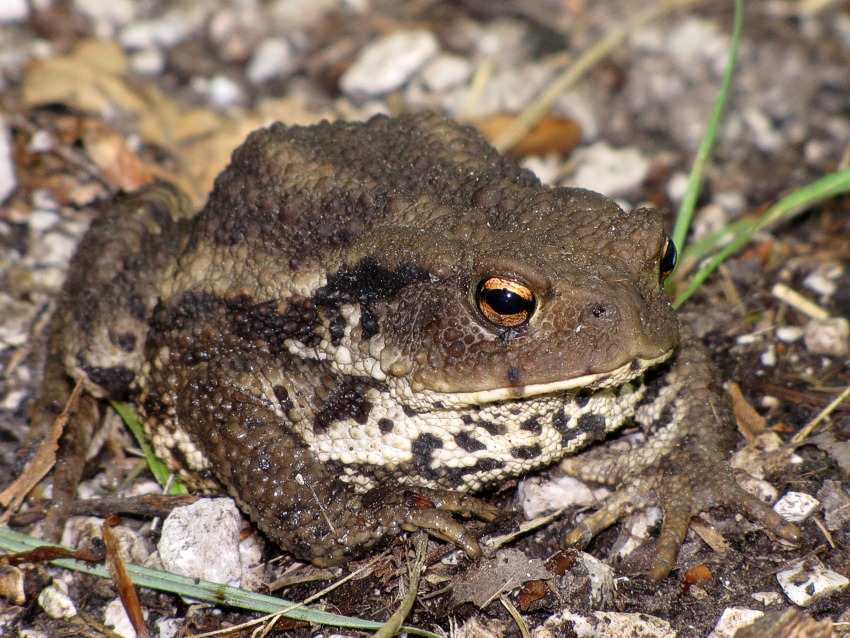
top-left (590, 303), bottom-right (610, 319)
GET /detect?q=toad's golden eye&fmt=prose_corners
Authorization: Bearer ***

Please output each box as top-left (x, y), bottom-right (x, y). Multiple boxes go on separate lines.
top-left (659, 236), bottom-right (677, 282)
top-left (476, 277), bottom-right (536, 328)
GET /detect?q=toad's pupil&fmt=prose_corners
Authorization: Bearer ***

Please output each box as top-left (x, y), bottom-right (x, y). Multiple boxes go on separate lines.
top-left (485, 288), bottom-right (531, 315)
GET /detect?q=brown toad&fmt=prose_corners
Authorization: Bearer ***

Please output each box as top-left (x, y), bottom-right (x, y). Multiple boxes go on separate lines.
top-left (32, 112), bottom-right (799, 579)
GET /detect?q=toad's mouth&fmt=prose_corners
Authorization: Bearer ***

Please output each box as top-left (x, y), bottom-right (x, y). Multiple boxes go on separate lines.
top-left (444, 350), bottom-right (674, 406)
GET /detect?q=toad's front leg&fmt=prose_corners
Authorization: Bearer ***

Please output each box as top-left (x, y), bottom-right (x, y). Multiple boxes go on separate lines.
top-left (559, 325), bottom-right (801, 581)
top-left (143, 301), bottom-right (500, 564)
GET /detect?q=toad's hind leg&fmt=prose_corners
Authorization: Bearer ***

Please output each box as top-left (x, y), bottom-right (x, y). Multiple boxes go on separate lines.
top-left (27, 183), bottom-right (191, 540)
top-left (560, 326), bottom-right (800, 581)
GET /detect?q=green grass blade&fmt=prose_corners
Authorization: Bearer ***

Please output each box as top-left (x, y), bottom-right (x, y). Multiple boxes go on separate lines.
top-left (0, 526), bottom-right (440, 637)
top-left (674, 166), bottom-right (850, 307)
top-left (110, 401), bottom-right (187, 495)
top-left (669, 0), bottom-right (744, 258)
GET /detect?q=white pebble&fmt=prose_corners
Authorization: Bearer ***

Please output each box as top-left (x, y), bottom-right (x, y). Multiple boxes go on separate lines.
top-left (0, 0), bottom-right (29, 23)
top-left (773, 491), bottom-right (820, 523)
top-left (777, 559), bottom-right (849, 607)
top-left (340, 30), bottom-right (439, 97)
top-left (0, 117), bottom-right (16, 204)
top-left (421, 54), bottom-right (472, 92)
top-left (518, 474), bottom-right (607, 519)
top-left (38, 582), bottom-right (77, 619)
top-left (775, 325), bottom-right (804, 343)
top-left (566, 142), bottom-right (650, 198)
top-left (246, 38), bottom-right (296, 85)
top-left (803, 272), bottom-right (838, 298)
top-left (207, 74), bottom-right (244, 109)
top-left (536, 610), bottom-right (675, 638)
top-left (130, 48), bottom-right (165, 75)
top-left (73, 0), bottom-right (136, 37)
top-left (664, 171), bottom-right (690, 204)
top-left (804, 317), bottom-right (849, 357)
top-left (707, 608), bottom-right (764, 638)
top-left (158, 498), bottom-right (243, 586)
top-left (119, 8), bottom-right (204, 49)
top-left (155, 618), bottom-right (183, 638)
top-left (751, 591), bottom-right (781, 606)
top-left (104, 598), bottom-right (141, 638)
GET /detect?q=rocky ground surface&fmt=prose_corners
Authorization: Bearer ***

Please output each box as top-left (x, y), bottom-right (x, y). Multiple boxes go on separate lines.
top-left (1, 1), bottom-right (849, 636)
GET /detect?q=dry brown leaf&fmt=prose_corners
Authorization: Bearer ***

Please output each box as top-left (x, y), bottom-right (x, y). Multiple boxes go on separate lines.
top-left (450, 549), bottom-right (551, 608)
top-left (0, 382), bottom-right (82, 516)
top-left (104, 516), bottom-right (149, 638)
top-left (726, 380), bottom-right (767, 442)
top-left (475, 114), bottom-right (581, 158)
top-left (82, 123), bottom-right (153, 191)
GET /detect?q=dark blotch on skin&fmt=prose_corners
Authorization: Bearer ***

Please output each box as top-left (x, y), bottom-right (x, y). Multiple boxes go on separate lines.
top-left (521, 415), bottom-right (542, 434)
top-left (507, 366), bottom-right (521, 383)
top-left (573, 411), bottom-right (607, 440)
top-left (273, 384), bottom-right (293, 411)
top-left (437, 457), bottom-right (507, 489)
top-left (378, 417), bottom-right (394, 434)
top-left (510, 444), bottom-right (541, 460)
top-left (314, 376), bottom-right (379, 431)
top-left (454, 432), bottom-right (487, 453)
top-left (412, 433), bottom-right (445, 479)
top-left (478, 420), bottom-right (502, 436)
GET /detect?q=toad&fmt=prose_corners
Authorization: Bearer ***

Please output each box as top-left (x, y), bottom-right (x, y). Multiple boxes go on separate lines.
top-left (31, 112), bottom-right (800, 580)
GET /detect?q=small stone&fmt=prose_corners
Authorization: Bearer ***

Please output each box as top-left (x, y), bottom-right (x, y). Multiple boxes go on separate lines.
top-left (119, 7), bottom-right (205, 49)
top-left (665, 171), bottom-right (690, 203)
top-left (73, 0), bottom-right (136, 37)
top-left (803, 272), bottom-right (837, 298)
top-left (534, 610), bottom-right (675, 638)
top-left (750, 591), bottom-right (781, 606)
top-left (104, 598), bottom-right (141, 638)
top-left (804, 317), bottom-right (849, 357)
top-left (154, 618), bottom-right (182, 638)
top-left (818, 480), bottom-right (850, 532)
top-left (421, 54), bottom-right (472, 92)
top-left (0, 0), bottom-right (28, 23)
top-left (37, 582), bottom-right (77, 619)
top-left (207, 74), bottom-right (244, 109)
top-left (0, 117), bottom-right (16, 204)
top-left (566, 142), bottom-right (650, 198)
top-left (246, 38), bottom-right (296, 85)
top-left (340, 30), bottom-right (439, 97)
top-left (773, 491), bottom-right (820, 523)
top-left (130, 48), bottom-right (165, 75)
top-left (158, 498), bottom-right (243, 586)
top-left (707, 607), bottom-right (764, 638)
top-left (518, 474), bottom-right (608, 519)
top-left (776, 558), bottom-right (849, 607)
top-left (775, 325), bottom-right (804, 343)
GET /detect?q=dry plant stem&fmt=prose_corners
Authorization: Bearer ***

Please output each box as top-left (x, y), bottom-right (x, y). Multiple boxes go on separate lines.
top-left (789, 384), bottom-right (850, 447)
top-left (500, 594), bottom-right (531, 638)
top-left (483, 507), bottom-right (568, 552)
top-left (189, 554), bottom-right (389, 638)
top-left (771, 283), bottom-right (831, 320)
top-left (492, 0), bottom-right (707, 153)
top-left (374, 532), bottom-right (429, 638)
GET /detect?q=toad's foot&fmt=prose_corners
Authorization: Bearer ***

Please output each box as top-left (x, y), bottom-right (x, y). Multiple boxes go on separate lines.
top-left (560, 328), bottom-right (801, 581)
top-left (561, 450), bottom-right (801, 581)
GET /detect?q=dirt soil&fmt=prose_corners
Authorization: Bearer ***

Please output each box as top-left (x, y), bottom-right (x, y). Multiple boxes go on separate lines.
top-left (1, 1), bottom-right (849, 637)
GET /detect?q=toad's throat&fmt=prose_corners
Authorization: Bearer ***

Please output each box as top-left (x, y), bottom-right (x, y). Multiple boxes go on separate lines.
top-left (444, 351), bottom-right (674, 406)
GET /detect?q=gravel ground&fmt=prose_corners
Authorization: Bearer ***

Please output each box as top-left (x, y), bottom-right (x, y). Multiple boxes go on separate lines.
top-left (1, 1), bottom-right (850, 636)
